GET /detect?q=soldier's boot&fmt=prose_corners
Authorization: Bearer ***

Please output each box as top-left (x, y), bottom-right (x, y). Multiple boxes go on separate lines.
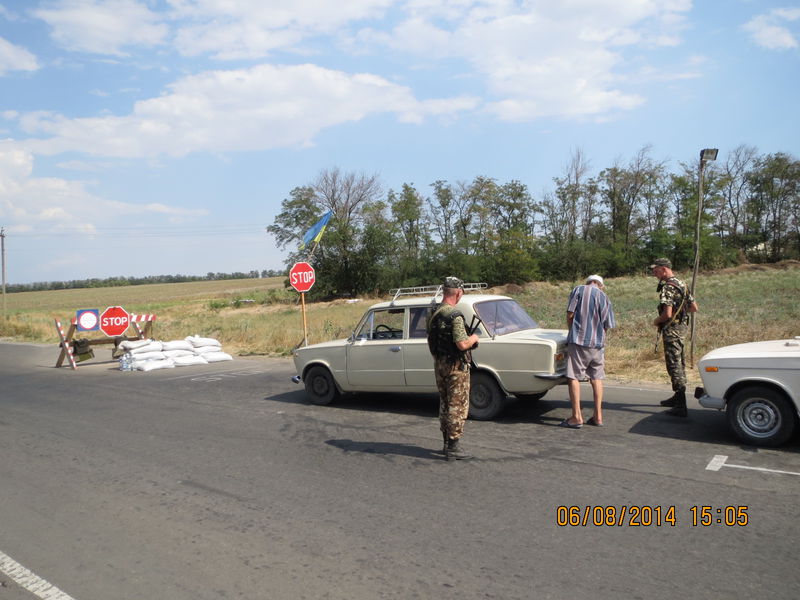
top-left (442, 431), bottom-right (448, 454)
top-left (445, 438), bottom-right (474, 461)
top-left (660, 392), bottom-right (677, 407)
top-left (664, 389), bottom-right (688, 417)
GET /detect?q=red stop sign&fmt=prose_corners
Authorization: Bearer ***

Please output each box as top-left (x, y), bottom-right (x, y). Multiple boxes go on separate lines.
top-left (100, 306), bottom-right (130, 337)
top-left (289, 262), bottom-right (315, 293)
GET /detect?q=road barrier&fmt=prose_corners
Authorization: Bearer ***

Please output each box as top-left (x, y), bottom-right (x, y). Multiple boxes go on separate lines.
top-left (54, 313), bottom-right (157, 370)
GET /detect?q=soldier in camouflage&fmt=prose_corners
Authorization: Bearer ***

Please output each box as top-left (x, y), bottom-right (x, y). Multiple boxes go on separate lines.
top-left (426, 276), bottom-right (480, 460)
top-left (650, 258), bottom-right (699, 417)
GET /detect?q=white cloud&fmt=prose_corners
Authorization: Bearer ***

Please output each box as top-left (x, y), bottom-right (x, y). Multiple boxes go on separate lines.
top-left (33, 0), bottom-right (168, 55)
top-left (0, 142), bottom-right (207, 231)
top-left (366, 1), bottom-right (689, 120)
top-left (744, 8), bottom-right (800, 50)
top-left (55, 159), bottom-right (119, 171)
top-left (169, 0), bottom-right (393, 58)
top-left (24, 0), bottom-right (694, 125)
top-left (14, 63), bottom-right (477, 158)
top-left (0, 37), bottom-right (40, 75)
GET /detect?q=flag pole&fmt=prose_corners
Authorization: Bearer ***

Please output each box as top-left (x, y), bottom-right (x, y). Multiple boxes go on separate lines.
top-left (295, 210), bottom-right (331, 347)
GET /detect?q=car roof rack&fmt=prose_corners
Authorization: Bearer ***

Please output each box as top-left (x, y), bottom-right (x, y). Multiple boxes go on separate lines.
top-left (388, 283), bottom-right (487, 303)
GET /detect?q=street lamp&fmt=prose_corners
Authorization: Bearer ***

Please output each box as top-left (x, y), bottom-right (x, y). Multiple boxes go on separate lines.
top-left (700, 148), bottom-right (718, 162)
top-left (690, 148), bottom-right (718, 363)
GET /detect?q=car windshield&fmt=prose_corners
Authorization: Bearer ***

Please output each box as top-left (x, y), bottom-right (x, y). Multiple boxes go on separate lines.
top-left (474, 299), bottom-right (538, 336)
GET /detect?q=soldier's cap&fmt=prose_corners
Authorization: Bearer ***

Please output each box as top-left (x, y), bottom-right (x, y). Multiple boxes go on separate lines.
top-left (649, 257), bottom-right (672, 269)
top-left (585, 274), bottom-right (604, 286)
top-left (443, 276), bottom-right (464, 289)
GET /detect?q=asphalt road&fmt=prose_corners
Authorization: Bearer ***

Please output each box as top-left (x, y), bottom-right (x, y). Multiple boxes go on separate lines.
top-left (1, 342), bottom-right (798, 600)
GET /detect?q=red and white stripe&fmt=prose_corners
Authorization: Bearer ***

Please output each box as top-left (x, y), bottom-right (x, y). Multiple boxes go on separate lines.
top-left (129, 314), bottom-right (156, 322)
top-left (54, 319), bottom-right (77, 370)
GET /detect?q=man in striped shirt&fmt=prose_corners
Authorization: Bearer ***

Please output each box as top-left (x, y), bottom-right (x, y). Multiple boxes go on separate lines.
top-left (561, 274), bottom-right (616, 428)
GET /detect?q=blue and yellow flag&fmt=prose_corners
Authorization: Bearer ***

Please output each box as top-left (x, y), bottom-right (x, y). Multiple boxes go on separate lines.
top-left (299, 211), bottom-right (332, 250)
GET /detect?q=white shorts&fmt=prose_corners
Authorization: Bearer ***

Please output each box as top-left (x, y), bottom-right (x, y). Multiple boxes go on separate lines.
top-left (566, 344), bottom-right (605, 381)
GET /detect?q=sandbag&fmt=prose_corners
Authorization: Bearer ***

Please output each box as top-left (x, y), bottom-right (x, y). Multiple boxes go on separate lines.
top-left (173, 355), bottom-right (209, 367)
top-left (132, 358), bottom-right (175, 371)
top-left (185, 335), bottom-right (222, 348)
top-left (202, 351), bottom-right (233, 363)
top-left (131, 351), bottom-right (166, 361)
top-left (119, 339), bottom-right (155, 351)
top-left (129, 341), bottom-right (163, 354)
top-left (194, 345), bottom-right (223, 355)
top-left (162, 340), bottom-right (195, 352)
top-left (162, 349), bottom-right (196, 358)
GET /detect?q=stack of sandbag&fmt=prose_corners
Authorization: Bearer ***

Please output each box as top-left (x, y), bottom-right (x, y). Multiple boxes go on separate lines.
top-left (117, 339), bottom-right (174, 371)
top-left (116, 335), bottom-right (232, 371)
top-left (162, 339), bottom-right (209, 367)
top-left (184, 335), bottom-right (233, 363)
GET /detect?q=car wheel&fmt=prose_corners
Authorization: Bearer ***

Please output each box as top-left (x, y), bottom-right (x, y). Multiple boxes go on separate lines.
top-left (304, 365), bottom-right (339, 406)
top-left (726, 386), bottom-right (796, 447)
top-left (514, 392), bottom-right (546, 402)
top-left (469, 372), bottom-right (506, 420)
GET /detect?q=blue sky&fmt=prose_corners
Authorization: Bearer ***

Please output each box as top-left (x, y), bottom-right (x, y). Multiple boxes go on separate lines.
top-left (1, 0), bottom-right (798, 284)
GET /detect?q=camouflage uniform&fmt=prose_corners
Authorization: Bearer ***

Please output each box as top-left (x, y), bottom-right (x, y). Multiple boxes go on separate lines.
top-left (427, 303), bottom-right (471, 440)
top-left (657, 277), bottom-right (694, 391)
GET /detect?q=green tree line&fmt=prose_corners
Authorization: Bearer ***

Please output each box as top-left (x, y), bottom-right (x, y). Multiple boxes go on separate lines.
top-left (5, 270), bottom-right (283, 294)
top-left (268, 145), bottom-right (799, 297)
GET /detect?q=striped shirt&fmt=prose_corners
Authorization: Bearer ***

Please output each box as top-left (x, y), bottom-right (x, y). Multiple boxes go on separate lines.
top-left (566, 284), bottom-right (615, 348)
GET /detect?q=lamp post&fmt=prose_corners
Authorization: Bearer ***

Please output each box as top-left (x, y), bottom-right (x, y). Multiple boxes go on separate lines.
top-left (690, 148), bottom-right (718, 364)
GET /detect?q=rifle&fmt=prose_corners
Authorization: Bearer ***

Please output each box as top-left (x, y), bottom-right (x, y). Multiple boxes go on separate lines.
top-left (466, 314), bottom-right (484, 344)
top-left (464, 314), bottom-right (484, 368)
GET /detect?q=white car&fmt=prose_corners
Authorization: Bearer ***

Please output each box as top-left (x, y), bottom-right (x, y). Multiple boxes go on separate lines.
top-left (292, 284), bottom-right (568, 419)
top-left (694, 337), bottom-right (800, 446)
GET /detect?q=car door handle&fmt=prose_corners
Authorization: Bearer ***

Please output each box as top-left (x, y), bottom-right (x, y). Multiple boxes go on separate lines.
top-left (389, 346), bottom-right (402, 352)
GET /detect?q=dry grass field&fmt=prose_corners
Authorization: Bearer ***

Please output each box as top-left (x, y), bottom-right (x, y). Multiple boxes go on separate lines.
top-left (2, 262), bottom-right (798, 387)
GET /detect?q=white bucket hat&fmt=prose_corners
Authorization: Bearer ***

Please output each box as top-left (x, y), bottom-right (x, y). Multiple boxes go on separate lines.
top-left (585, 274), bottom-right (604, 286)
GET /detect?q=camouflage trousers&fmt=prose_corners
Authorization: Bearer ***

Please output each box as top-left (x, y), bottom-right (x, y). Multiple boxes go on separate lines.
top-left (434, 356), bottom-right (471, 440)
top-left (662, 323), bottom-right (688, 391)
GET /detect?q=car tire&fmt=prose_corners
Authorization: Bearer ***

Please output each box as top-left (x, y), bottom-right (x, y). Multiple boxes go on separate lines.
top-left (304, 365), bottom-right (339, 406)
top-left (726, 385), bottom-right (796, 447)
top-left (469, 372), bottom-right (506, 420)
top-left (514, 392), bottom-right (546, 402)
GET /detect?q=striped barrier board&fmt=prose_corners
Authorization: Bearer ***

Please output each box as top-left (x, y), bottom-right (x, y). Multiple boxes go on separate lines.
top-left (130, 314), bottom-right (157, 322)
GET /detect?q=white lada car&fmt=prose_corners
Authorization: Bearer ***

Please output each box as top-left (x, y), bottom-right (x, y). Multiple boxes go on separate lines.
top-left (694, 337), bottom-right (800, 446)
top-left (292, 284), bottom-right (568, 420)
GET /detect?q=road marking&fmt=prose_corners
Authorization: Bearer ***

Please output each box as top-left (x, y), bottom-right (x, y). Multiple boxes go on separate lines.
top-left (161, 368), bottom-right (268, 381)
top-left (705, 455), bottom-right (728, 471)
top-left (706, 454), bottom-right (800, 477)
top-left (0, 550), bottom-right (76, 600)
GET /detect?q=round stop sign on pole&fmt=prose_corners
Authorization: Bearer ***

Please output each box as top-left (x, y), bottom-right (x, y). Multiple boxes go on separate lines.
top-left (289, 262), bottom-right (315, 293)
top-left (99, 306), bottom-right (130, 337)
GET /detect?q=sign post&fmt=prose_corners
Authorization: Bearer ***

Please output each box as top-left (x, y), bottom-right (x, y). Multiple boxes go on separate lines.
top-left (289, 262), bottom-right (315, 346)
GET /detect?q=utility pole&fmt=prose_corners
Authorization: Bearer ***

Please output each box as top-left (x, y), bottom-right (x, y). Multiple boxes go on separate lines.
top-left (1, 227), bottom-right (6, 320)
